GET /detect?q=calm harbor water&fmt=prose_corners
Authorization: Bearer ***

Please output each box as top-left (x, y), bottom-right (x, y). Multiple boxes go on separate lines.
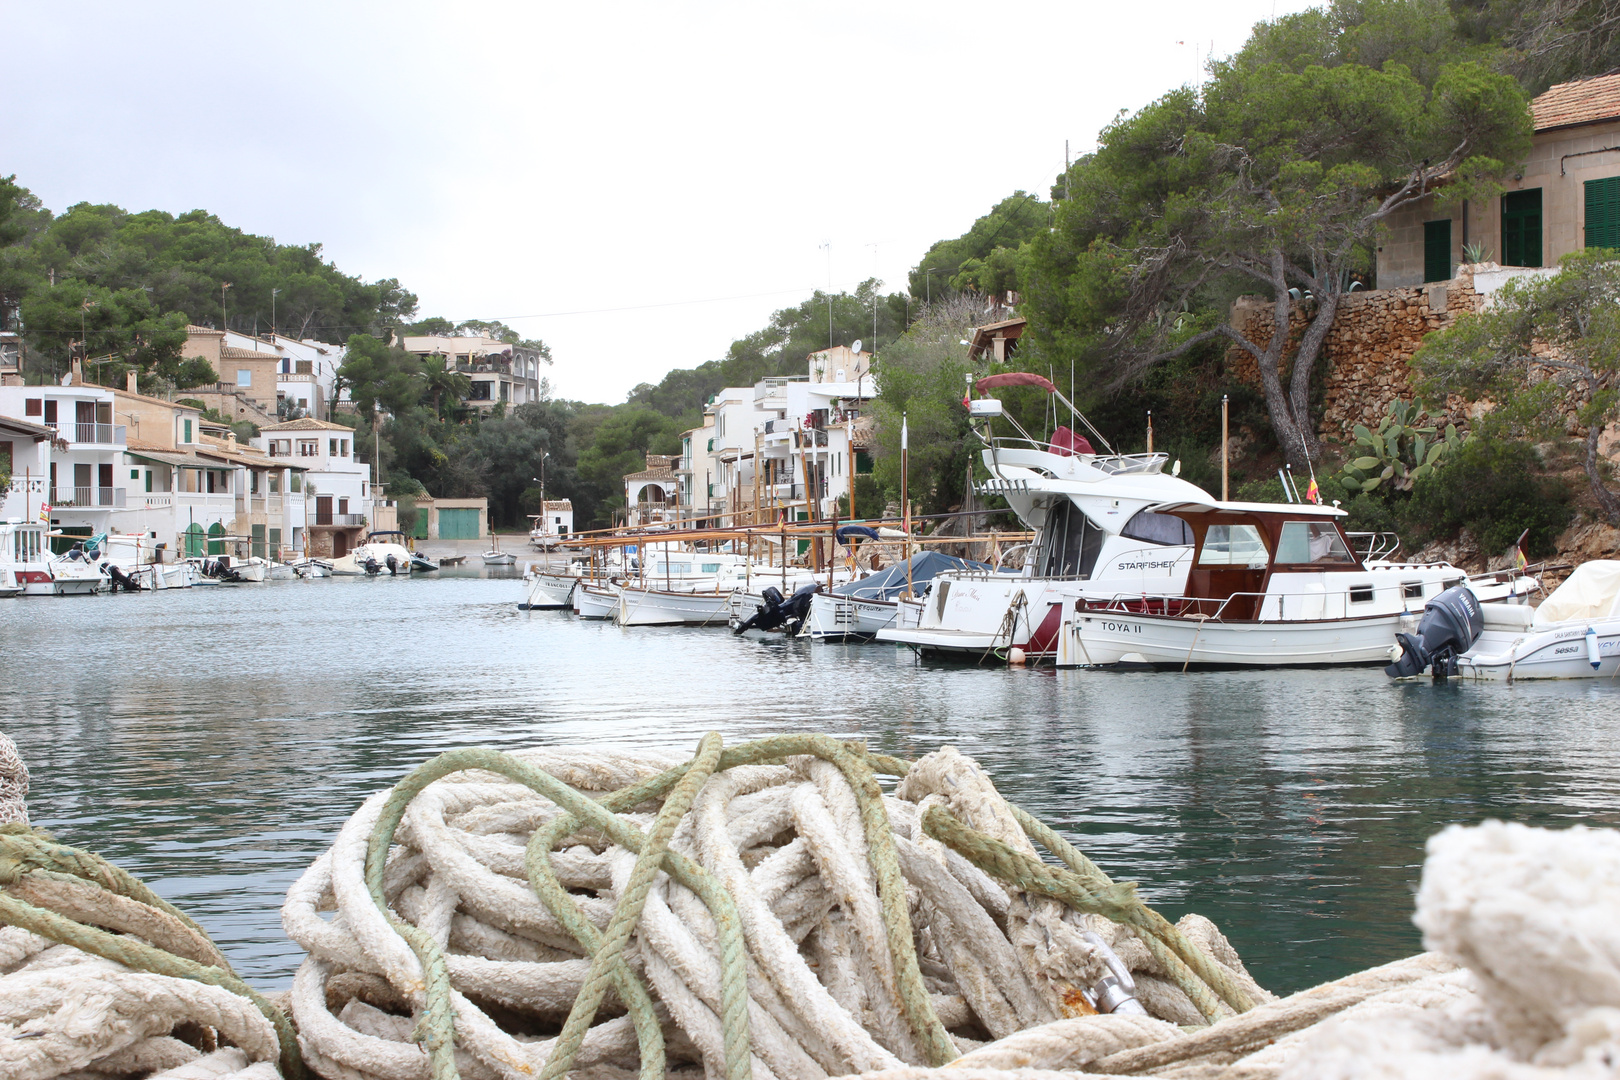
top-left (3, 570), bottom-right (1618, 996)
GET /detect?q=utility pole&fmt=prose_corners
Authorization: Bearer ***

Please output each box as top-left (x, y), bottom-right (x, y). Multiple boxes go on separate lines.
top-left (221, 282), bottom-right (232, 331)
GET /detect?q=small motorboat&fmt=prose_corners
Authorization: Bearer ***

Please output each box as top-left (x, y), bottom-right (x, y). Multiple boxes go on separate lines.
top-left (1388, 561), bottom-right (1620, 680)
top-left (409, 551), bottom-right (440, 572)
top-left (483, 541), bottom-right (517, 566)
top-left (331, 532), bottom-right (416, 576)
top-left (439, 554), bottom-right (467, 566)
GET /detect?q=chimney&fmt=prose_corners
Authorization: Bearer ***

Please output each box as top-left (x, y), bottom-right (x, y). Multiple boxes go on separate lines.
top-left (227, 431), bottom-right (237, 449)
top-left (70, 357), bottom-right (83, 385)
top-left (126, 370), bottom-right (139, 393)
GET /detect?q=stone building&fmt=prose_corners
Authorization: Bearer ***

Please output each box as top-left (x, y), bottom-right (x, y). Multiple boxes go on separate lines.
top-left (1379, 72), bottom-right (1620, 287)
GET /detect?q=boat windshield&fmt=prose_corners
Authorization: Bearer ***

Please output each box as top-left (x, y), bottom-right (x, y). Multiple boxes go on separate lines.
top-left (1121, 509), bottom-right (1194, 546)
top-left (1198, 524), bottom-right (1269, 567)
top-left (1275, 521), bottom-right (1355, 564)
top-left (1034, 500), bottom-right (1106, 579)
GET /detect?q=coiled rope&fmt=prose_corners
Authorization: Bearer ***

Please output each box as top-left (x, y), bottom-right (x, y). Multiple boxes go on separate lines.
top-left (286, 734), bottom-right (1266, 1080)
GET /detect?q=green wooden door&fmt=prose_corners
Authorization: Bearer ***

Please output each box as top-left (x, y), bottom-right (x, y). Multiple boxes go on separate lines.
top-left (439, 508), bottom-right (480, 540)
top-left (1501, 189), bottom-right (1543, 267)
top-left (1423, 219), bottom-right (1452, 282)
top-left (184, 523), bottom-right (207, 557)
top-left (207, 522), bottom-right (226, 555)
top-left (1586, 176), bottom-right (1620, 250)
top-left (251, 524), bottom-right (266, 559)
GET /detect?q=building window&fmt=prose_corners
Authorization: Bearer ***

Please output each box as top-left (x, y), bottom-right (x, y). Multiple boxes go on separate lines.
top-left (338, 497), bottom-right (348, 515)
top-left (130, 468), bottom-right (139, 480)
top-left (330, 438), bottom-right (338, 456)
top-left (298, 440), bottom-right (318, 456)
top-left (1586, 176), bottom-right (1620, 250)
top-left (236, 369), bottom-right (252, 387)
top-left (24, 398), bottom-right (41, 416)
top-left (341, 440), bottom-right (349, 456)
top-left (1502, 189), bottom-right (1543, 267)
top-left (183, 419), bottom-right (192, 443)
top-left (1423, 219), bottom-right (1452, 283)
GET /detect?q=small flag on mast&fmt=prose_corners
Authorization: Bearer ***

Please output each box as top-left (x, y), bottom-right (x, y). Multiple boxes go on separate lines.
top-left (1305, 477), bottom-right (1320, 504)
top-left (1515, 529), bottom-right (1529, 571)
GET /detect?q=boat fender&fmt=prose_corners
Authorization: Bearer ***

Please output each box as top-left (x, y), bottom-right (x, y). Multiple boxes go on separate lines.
top-left (1008, 647), bottom-right (1027, 666)
top-left (1587, 626), bottom-right (1601, 670)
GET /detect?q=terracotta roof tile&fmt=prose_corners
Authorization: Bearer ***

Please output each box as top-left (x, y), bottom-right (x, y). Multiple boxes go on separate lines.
top-left (220, 345), bottom-right (275, 360)
top-left (1532, 71), bottom-right (1620, 131)
top-left (261, 417), bottom-right (353, 432)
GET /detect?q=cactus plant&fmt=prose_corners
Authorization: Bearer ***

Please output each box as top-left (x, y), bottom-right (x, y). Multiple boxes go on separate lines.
top-left (1336, 398), bottom-right (1466, 494)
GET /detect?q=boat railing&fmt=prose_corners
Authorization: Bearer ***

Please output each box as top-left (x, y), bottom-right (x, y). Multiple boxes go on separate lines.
top-left (1347, 531), bottom-right (1403, 561)
top-left (984, 438), bottom-right (1168, 476)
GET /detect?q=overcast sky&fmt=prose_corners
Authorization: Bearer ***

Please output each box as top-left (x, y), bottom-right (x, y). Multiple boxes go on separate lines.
top-left (4, 1), bottom-right (1313, 404)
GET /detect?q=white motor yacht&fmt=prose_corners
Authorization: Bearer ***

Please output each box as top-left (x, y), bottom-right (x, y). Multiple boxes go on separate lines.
top-left (1055, 501), bottom-right (1532, 668)
top-left (1, 520), bottom-right (55, 596)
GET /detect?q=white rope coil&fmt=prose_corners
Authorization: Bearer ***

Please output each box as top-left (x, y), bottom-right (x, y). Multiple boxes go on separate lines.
top-left (281, 744), bottom-right (1265, 1080)
top-left (0, 732), bottom-right (29, 828)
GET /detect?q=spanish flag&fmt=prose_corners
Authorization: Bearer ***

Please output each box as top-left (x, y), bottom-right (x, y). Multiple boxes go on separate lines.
top-left (1305, 477), bottom-right (1320, 505)
top-left (1515, 529), bottom-right (1529, 571)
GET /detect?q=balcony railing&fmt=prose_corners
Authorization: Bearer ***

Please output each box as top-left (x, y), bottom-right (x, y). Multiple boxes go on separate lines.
top-left (54, 486), bottom-right (126, 508)
top-left (46, 422), bottom-right (126, 445)
top-left (310, 512), bottom-right (366, 527)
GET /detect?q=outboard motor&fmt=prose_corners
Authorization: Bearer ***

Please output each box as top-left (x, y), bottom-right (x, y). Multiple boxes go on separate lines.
top-left (1386, 585), bottom-right (1485, 678)
top-left (734, 586), bottom-right (787, 635)
top-left (779, 582), bottom-right (820, 636)
top-left (385, 553), bottom-right (399, 576)
top-left (363, 557), bottom-right (381, 576)
top-left (105, 564), bottom-right (143, 593)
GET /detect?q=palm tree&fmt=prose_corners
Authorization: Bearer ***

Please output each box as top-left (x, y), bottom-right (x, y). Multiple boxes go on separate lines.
top-left (421, 356), bottom-right (472, 421)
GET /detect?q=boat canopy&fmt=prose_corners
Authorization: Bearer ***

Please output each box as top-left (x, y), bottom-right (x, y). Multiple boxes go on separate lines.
top-left (1533, 560), bottom-right (1620, 627)
top-left (975, 372), bottom-right (1058, 393)
top-left (833, 551), bottom-right (990, 601)
top-left (836, 524), bottom-right (881, 544)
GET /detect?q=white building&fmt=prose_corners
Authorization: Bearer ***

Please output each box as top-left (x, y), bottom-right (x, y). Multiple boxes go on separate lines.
top-left (399, 335), bottom-right (546, 411)
top-left (532, 498), bottom-right (574, 539)
top-left (644, 345), bottom-right (877, 528)
top-left (254, 418), bottom-right (374, 557)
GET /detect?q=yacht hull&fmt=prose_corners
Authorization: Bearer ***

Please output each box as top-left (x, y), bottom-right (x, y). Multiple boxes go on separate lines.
top-left (523, 571), bottom-right (576, 609)
top-left (1066, 608), bottom-right (1403, 668)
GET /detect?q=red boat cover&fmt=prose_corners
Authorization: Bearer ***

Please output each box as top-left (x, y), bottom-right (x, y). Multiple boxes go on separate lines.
top-left (1048, 425), bottom-right (1095, 457)
top-left (975, 372), bottom-right (1057, 393)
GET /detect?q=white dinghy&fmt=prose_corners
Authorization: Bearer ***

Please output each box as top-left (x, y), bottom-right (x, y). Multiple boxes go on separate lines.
top-left (1387, 560), bottom-right (1620, 680)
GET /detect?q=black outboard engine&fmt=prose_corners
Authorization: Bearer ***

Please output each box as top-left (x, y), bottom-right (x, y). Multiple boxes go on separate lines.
top-left (778, 582), bottom-right (820, 635)
top-left (385, 553), bottom-right (399, 576)
top-left (105, 564), bottom-right (143, 592)
top-left (363, 557), bottom-right (381, 576)
top-left (1386, 585), bottom-right (1485, 678)
top-left (734, 586), bottom-right (787, 635)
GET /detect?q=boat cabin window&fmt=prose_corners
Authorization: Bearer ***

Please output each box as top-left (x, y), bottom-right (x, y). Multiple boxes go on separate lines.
top-left (1036, 499), bottom-right (1106, 579)
top-left (1197, 524), bottom-right (1268, 567)
top-left (1275, 521), bottom-right (1354, 564)
top-left (1121, 510), bottom-right (1194, 546)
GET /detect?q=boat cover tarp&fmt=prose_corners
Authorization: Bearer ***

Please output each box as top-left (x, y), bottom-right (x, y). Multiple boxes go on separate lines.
top-left (976, 372), bottom-right (1057, 393)
top-left (1533, 560), bottom-right (1620, 628)
top-left (833, 550), bottom-right (990, 601)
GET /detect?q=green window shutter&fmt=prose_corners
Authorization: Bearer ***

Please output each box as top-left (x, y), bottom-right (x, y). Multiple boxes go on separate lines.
top-left (1585, 176), bottom-right (1620, 250)
top-left (1423, 219), bottom-right (1452, 282)
top-left (1501, 189), bottom-right (1543, 267)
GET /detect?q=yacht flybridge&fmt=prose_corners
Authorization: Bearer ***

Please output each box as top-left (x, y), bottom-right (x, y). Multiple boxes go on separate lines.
top-left (876, 372), bottom-right (1534, 667)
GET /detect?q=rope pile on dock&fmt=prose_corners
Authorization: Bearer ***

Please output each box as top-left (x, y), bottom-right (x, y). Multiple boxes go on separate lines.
top-left (281, 735), bottom-right (1268, 1080)
top-left (0, 731), bottom-right (299, 1080)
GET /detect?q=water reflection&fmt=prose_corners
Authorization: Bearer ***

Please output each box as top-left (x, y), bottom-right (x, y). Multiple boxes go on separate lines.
top-left (3, 572), bottom-right (1618, 993)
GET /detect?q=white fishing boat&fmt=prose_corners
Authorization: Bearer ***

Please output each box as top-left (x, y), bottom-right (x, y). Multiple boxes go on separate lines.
top-left (1055, 500), bottom-right (1533, 669)
top-left (615, 585), bottom-right (735, 627)
top-left (0, 566), bottom-right (17, 599)
top-left (482, 534), bottom-right (516, 566)
top-left (1387, 561), bottom-right (1620, 680)
top-left (522, 565), bottom-right (578, 609)
top-left (573, 581), bottom-right (620, 619)
top-left (93, 533), bottom-right (190, 590)
top-left (805, 552), bottom-right (990, 641)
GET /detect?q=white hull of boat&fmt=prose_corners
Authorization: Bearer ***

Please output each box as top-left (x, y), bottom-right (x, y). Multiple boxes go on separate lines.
top-left (615, 587), bottom-right (734, 627)
top-left (523, 571), bottom-right (576, 609)
top-left (573, 583), bottom-right (620, 619)
top-left (1454, 620), bottom-right (1620, 680)
top-left (1065, 608), bottom-right (1408, 668)
top-left (483, 551), bottom-right (517, 566)
top-left (805, 593), bottom-right (901, 641)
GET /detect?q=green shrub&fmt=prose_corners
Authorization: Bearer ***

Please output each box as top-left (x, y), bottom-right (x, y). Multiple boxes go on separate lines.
top-left (1401, 439), bottom-right (1572, 557)
top-left (1341, 492), bottom-right (1398, 534)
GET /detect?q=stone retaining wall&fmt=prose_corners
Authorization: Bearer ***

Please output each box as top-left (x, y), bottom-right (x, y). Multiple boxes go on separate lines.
top-left (1225, 265), bottom-right (1491, 444)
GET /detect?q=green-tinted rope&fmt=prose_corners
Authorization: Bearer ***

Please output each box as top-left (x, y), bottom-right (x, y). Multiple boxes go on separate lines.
top-left (0, 825), bottom-right (219, 956)
top-left (1009, 804), bottom-right (1254, 1014)
top-left (541, 732), bottom-right (724, 1080)
top-left (0, 890), bottom-right (303, 1079)
top-left (920, 804), bottom-right (1234, 1022)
